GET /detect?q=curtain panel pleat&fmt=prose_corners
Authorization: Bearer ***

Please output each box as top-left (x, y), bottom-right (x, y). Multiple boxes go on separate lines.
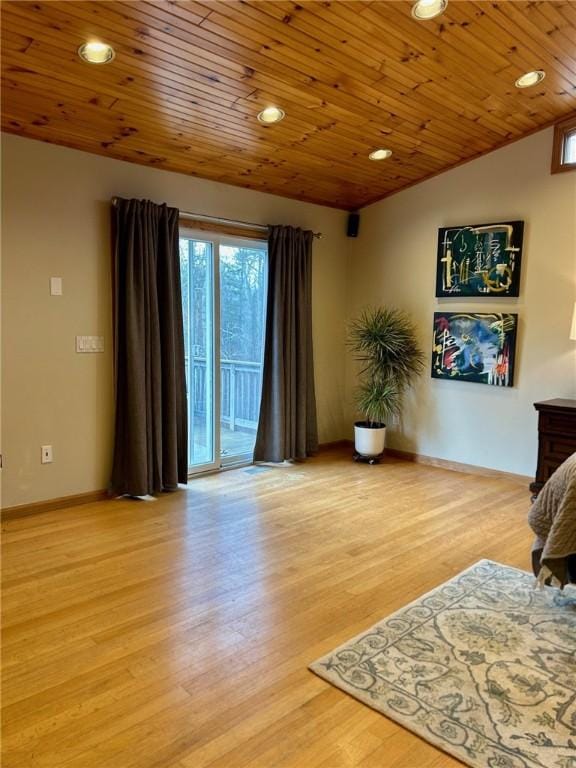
top-left (254, 225), bottom-right (319, 462)
top-left (111, 198), bottom-right (188, 496)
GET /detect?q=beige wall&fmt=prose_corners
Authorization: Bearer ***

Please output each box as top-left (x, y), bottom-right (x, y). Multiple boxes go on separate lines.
top-left (3, 127), bottom-right (575, 507)
top-left (1, 134), bottom-right (350, 507)
top-left (348, 128), bottom-right (576, 477)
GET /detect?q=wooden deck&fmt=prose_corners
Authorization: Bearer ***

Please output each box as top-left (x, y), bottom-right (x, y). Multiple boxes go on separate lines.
top-left (192, 416), bottom-right (256, 466)
top-left (2, 447), bottom-right (533, 767)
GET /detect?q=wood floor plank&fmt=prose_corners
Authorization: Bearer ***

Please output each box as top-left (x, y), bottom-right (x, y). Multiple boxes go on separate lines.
top-left (2, 449), bottom-right (532, 767)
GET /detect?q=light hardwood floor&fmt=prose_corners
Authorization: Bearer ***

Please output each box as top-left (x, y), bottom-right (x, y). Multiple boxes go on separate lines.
top-left (2, 448), bottom-right (533, 768)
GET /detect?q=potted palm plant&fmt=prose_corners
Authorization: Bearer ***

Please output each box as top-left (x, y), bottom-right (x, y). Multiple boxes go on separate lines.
top-left (349, 307), bottom-right (425, 461)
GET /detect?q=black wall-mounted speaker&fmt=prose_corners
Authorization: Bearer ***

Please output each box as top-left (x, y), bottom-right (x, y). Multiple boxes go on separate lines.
top-left (347, 212), bottom-right (360, 238)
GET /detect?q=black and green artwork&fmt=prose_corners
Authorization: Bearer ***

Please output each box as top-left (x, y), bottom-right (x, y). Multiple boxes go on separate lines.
top-left (435, 220), bottom-right (524, 297)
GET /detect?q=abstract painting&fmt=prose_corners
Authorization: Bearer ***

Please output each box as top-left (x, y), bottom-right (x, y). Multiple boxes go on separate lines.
top-left (431, 312), bottom-right (517, 386)
top-left (436, 220), bottom-right (524, 297)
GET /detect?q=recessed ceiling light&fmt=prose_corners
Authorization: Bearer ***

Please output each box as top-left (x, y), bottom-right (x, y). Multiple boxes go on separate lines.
top-left (257, 106), bottom-right (285, 124)
top-left (78, 41), bottom-right (115, 64)
top-left (411, 0), bottom-right (448, 20)
top-left (515, 70), bottom-right (546, 89)
top-left (369, 148), bottom-right (393, 161)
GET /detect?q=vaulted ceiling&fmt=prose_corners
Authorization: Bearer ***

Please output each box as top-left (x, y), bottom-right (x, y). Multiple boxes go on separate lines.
top-left (2, 0), bottom-right (576, 210)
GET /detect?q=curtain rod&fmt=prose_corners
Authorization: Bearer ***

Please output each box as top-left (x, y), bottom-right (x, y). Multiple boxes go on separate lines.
top-left (111, 198), bottom-right (323, 239)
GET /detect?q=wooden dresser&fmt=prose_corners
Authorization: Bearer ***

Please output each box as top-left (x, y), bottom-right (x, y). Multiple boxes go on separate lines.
top-left (530, 398), bottom-right (576, 497)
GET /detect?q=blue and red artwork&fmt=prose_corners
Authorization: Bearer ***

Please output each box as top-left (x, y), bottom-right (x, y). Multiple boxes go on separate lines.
top-left (432, 312), bottom-right (517, 386)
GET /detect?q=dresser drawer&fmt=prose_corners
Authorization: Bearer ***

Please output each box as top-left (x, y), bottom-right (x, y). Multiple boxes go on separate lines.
top-left (540, 447), bottom-right (575, 482)
top-left (540, 436), bottom-right (576, 463)
top-left (539, 409), bottom-right (576, 436)
top-left (541, 458), bottom-right (564, 483)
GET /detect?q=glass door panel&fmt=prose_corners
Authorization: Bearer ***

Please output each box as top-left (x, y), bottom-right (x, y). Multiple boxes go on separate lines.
top-left (180, 232), bottom-right (266, 473)
top-left (180, 237), bottom-right (217, 471)
top-left (219, 242), bottom-right (267, 464)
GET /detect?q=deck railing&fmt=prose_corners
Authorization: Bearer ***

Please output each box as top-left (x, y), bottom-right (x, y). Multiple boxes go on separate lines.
top-left (187, 357), bottom-right (263, 431)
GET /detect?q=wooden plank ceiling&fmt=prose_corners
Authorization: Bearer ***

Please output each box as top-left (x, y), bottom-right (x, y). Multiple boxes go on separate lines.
top-left (2, 0), bottom-right (576, 210)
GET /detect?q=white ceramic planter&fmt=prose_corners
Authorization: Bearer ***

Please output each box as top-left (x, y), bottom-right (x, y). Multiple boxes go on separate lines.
top-left (354, 421), bottom-right (386, 457)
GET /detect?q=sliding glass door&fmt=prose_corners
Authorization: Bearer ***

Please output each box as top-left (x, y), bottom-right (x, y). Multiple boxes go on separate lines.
top-left (180, 237), bottom-right (217, 470)
top-left (180, 232), bottom-right (267, 473)
top-left (219, 241), bottom-right (268, 465)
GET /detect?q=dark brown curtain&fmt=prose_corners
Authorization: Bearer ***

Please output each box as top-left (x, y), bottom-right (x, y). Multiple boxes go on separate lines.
top-left (111, 198), bottom-right (188, 496)
top-left (254, 225), bottom-right (318, 462)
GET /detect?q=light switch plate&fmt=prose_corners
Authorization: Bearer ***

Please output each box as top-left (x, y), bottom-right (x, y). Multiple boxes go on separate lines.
top-left (50, 277), bottom-right (63, 296)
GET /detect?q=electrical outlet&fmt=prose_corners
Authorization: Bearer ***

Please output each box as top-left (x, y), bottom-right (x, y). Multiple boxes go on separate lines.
top-left (41, 445), bottom-right (53, 464)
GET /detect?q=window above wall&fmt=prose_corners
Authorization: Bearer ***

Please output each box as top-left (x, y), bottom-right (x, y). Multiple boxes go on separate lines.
top-left (551, 115), bottom-right (576, 174)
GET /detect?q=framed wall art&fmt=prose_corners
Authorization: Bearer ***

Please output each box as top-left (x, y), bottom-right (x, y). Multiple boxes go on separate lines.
top-left (436, 220), bottom-right (524, 297)
top-left (431, 312), bottom-right (518, 386)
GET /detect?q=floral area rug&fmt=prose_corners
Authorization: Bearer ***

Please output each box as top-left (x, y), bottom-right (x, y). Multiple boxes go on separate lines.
top-left (309, 560), bottom-right (576, 768)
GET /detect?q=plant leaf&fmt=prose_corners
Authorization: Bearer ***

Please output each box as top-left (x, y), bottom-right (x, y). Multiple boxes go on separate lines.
top-left (348, 307), bottom-right (425, 424)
